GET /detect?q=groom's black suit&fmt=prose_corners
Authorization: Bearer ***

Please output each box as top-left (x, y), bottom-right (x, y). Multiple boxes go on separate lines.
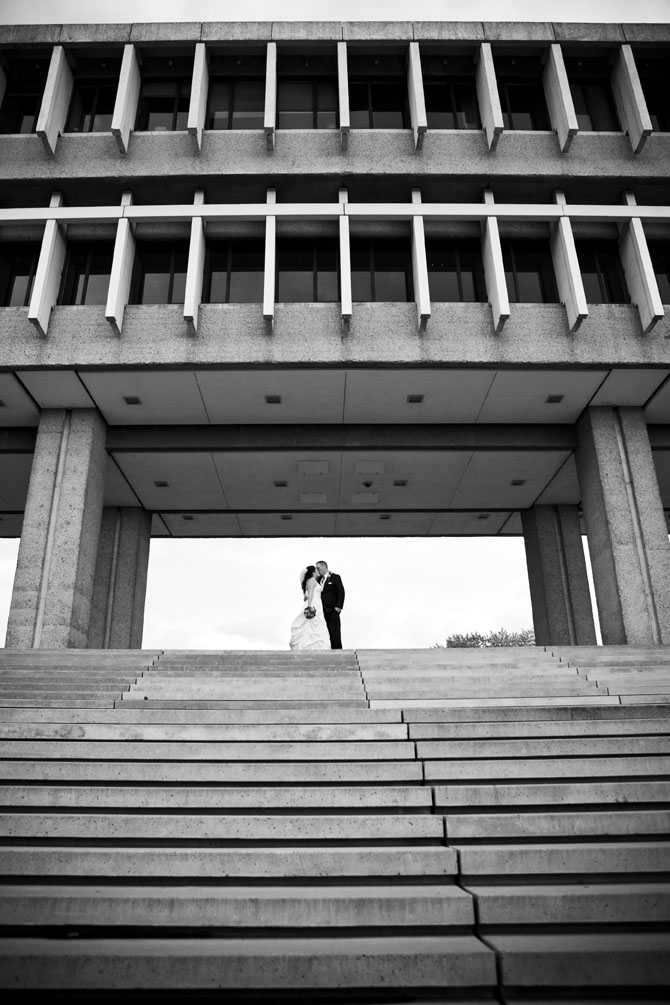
top-left (320, 572), bottom-right (345, 649)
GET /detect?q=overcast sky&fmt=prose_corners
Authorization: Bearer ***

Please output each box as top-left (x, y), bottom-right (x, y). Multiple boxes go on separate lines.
top-left (0, 0), bottom-right (661, 649)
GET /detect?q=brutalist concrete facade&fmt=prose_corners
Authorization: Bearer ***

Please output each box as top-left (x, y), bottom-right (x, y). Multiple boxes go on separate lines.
top-left (1, 20), bottom-right (670, 647)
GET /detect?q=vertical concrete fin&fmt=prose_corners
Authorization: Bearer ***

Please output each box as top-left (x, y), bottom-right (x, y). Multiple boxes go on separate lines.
top-left (543, 44), bottom-right (578, 153)
top-left (188, 42), bottom-right (208, 152)
top-left (611, 44), bottom-right (652, 155)
top-left (337, 42), bottom-right (350, 150)
top-left (339, 188), bottom-right (352, 331)
top-left (481, 191), bottom-right (509, 333)
top-left (411, 189), bottom-right (430, 332)
top-left (184, 191), bottom-right (206, 334)
top-left (551, 191), bottom-right (588, 333)
top-left (105, 192), bottom-right (135, 335)
top-left (407, 42), bottom-right (427, 152)
top-left (28, 192), bottom-right (66, 337)
top-left (264, 42), bottom-right (277, 151)
top-left (111, 44), bottom-right (141, 155)
top-left (619, 193), bottom-right (664, 335)
top-left (476, 42), bottom-right (503, 151)
top-left (263, 189), bottom-right (276, 328)
top-left (36, 46), bottom-right (73, 157)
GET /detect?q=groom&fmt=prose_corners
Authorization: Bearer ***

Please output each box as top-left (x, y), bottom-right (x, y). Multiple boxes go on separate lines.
top-left (316, 561), bottom-right (345, 649)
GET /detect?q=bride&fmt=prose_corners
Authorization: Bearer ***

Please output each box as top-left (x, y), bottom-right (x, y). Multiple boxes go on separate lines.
top-left (289, 565), bottom-right (331, 650)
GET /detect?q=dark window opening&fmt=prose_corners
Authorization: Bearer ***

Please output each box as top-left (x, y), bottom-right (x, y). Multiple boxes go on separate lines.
top-left (0, 244), bottom-right (40, 306)
top-left (58, 242), bottom-right (113, 305)
top-left (423, 79), bottom-right (480, 130)
top-left (636, 57), bottom-right (670, 132)
top-left (351, 239), bottom-right (412, 302)
top-left (576, 241), bottom-right (630, 304)
top-left (0, 58), bottom-right (49, 134)
top-left (203, 240), bottom-right (264, 303)
top-left (130, 242), bottom-right (188, 304)
top-left (426, 240), bottom-right (486, 301)
top-left (277, 240), bottom-right (339, 302)
top-left (277, 78), bottom-right (338, 129)
top-left (565, 59), bottom-right (619, 132)
top-left (349, 79), bottom-right (409, 129)
top-left (206, 79), bottom-right (265, 130)
top-left (135, 57), bottom-right (191, 132)
top-left (65, 59), bottom-right (121, 133)
top-left (495, 56), bottom-right (550, 131)
top-left (503, 241), bottom-right (559, 303)
top-left (649, 242), bottom-right (670, 304)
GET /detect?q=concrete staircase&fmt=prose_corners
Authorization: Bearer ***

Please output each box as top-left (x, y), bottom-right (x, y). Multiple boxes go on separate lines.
top-left (0, 645), bottom-right (668, 1001)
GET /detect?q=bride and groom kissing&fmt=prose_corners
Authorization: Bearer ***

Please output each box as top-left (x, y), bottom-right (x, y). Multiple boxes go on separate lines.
top-left (289, 561), bottom-right (345, 651)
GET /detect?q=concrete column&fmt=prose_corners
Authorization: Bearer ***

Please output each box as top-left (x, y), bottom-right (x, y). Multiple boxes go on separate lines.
top-left (522, 505), bottom-right (597, 647)
top-left (5, 409), bottom-right (107, 649)
top-left (88, 507), bottom-right (151, 649)
top-left (576, 407), bottom-right (670, 645)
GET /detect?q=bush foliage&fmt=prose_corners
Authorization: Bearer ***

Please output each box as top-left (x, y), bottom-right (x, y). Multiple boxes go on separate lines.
top-left (433, 628), bottom-right (535, 648)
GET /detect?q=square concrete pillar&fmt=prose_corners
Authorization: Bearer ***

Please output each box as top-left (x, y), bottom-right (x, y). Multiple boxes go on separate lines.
top-left (5, 409), bottom-right (107, 649)
top-left (576, 407), bottom-right (670, 645)
top-left (522, 505), bottom-right (596, 647)
top-left (88, 507), bottom-right (151, 649)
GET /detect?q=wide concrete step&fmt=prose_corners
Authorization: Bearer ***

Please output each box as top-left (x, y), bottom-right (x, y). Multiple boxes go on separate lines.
top-left (120, 700), bottom-right (371, 708)
top-left (0, 884), bottom-right (474, 929)
top-left (372, 696), bottom-right (620, 709)
top-left (0, 813), bottom-right (445, 842)
top-left (444, 809), bottom-right (670, 839)
top-left (433, 780), bottom-right (670, 808)
top-left (466, 883), bottom-right (670, 925)
top-left (0, 935), bottom-right (497, 990)
top-left (0, 723), bottom-right (408, 741)
top-left (2, 760), bottom-right (424, 783)
top-left (0, 846), bottom-right (458, 879)
top-left (0, 785), bottom-right (433, 811)
top-left (0, 707), bottom-right (402, 724)
top-left (456, 841), bottom-right (670, 878)
top-left (425, 755), bottom-right (670, 781)
top-left (0, 740), bottom-right (416, 760)
top-left (417, 737), bottom-right (670, 757)
top-left (410, 719), bottom-right (670, 738)
top-left (403, 703), bottom-right (670, 721)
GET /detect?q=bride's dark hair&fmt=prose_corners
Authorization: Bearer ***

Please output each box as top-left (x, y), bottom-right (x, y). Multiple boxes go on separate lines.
top-left (301, 565), bottom-right (316, 594)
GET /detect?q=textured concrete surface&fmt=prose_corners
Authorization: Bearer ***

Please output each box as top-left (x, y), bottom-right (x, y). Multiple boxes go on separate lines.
top-left (88, 507), bottom-right (151, 649)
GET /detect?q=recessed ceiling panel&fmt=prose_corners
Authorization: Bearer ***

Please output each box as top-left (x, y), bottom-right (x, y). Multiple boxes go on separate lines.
top-left (0, 374), bottom-right (39, 426)
top-left (103, 457), bottom-right (141, 508)
top-left (449, 451), bottom-right (571, 509)
top-left (0, 454), bottom-right (32, 509)
top-left (196, 371), bottom-right (346, 424)
top-left (335, 512), bottom-right (435, 536)
top-left (151, 514), bottom-right (170, 536)
top-left (499, 512), bottom-right (523, 535)
top-left (213, 451), bottom-right (342, 509)
top-left (429, 511), bottom-right (512, 535)
top-left (238, 513), bottom-right (338, 536)
top-left (112, 452), bottom-right (228, 510)
top-left (338, 451), bottom-right (473, 509)
top-left (534, 455), bottom-right (581, 505)
top-left (0, 513), bottom-right (23, 537)
top-left (80, 372), bottom-right (210, 424)
top-left (590, 369), bottom-right (670, 408)
top-left (652, 451), bottom-right (670, 508)
top-left (16, 370), bottom-right (95, 409)
top-left (161, 513), bottom-right (242, 537)
top-left (476, 370), bottom-right (607, 424)
top-left (344, 370), bottom-right (495, 423)
top-left (644, 380), bottom-right (670, 423)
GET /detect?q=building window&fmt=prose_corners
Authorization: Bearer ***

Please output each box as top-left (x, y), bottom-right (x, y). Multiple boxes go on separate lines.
top-left (135, 57), bottom-right (191, 132)
top-left (65, 58), bottom-right (121, 133)
top-left (426, 240), bottom-right (486, 301)
top-left (206, 79), bottom-right (265, 130)
top-left (495, 56), bottom-right (550, 130)
top-left (277, 240), bottom-right (339, 302)
top-left (0, 244), bottom-right (40, 306)
top-left (348, 55), bottom-right (410, 129)
top-left (130, 243), bottom-right (188, 304)
top-left (565, 58), bottom-right (619, 132)
top-left (351, 240), bottom-right (413, 302)
top-left (649, 243), bottom-right (670, 304)
top-left (503, 241), bottom-right (559, 303)
top-left (277, 79), bottom-right (338, 129)
top-left (203, 241), bottom-right (264, 303)
top-left (0, 56), bottom-right (49, 134)
top-left (576, 242), bottom-right (630, 304)
top-left (636, 54), bottom-right (670, 132)
top-left (421, 54), bottom-right (480, 130)
top-left (58, 243), bottom-right (113, 305)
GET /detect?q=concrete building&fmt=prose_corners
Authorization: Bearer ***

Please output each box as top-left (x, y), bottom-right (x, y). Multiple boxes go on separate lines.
top-left (1, 18), bottom-right (670, 648)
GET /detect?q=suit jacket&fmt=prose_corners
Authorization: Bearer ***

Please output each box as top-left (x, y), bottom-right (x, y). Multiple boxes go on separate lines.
top-left (320, 573), bottom-right (345, 613)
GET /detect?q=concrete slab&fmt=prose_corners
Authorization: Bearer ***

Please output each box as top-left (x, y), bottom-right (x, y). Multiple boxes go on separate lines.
top-left (0, 740), bottom-right (416, 761)
top-left (445, 809), bottom-right (670, 839)
top-left (372, 698), bottom-right (620, 709)
top-left (0, 707), bottom-right (402, 724)
top-left (0, 723), bottom-right (409, 742)
top-left (0, 846), bottom-right (458, 879)
top-left (425, 756), bottom-right (670, 781)
top-left (417, 737), bottom-right (670, 758)
top-left (0, 884), bottom-right (476, 928)
top-left (456, 842), bottom-right (670, 877)
top-left (467, 883), bottom-right (670, 924)
top-left (0, 935), bottom-right (497, 989)
top-left (410, 720), bottom-right (670, 738)
top-left (434, 780), bottom-right (670, 808)
top-left (404, 704), bottom-right (670, 721)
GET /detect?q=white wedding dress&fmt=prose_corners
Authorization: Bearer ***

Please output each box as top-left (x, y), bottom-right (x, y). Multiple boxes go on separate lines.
top-left (289, 581), bottom-right (331, 650)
